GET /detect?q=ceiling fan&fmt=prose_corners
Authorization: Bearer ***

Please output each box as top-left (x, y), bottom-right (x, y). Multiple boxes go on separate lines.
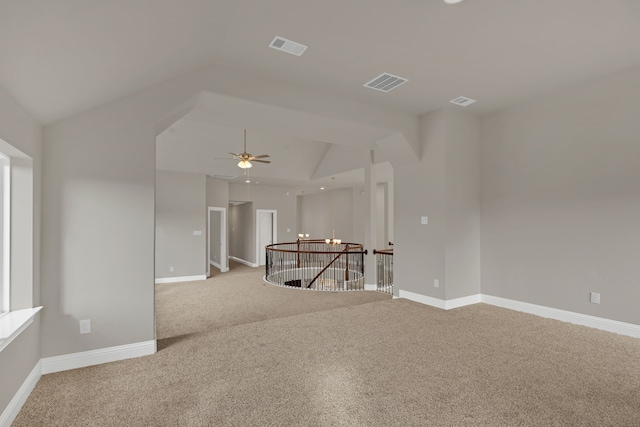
top-left (230, 129), bottom-right (271, 169)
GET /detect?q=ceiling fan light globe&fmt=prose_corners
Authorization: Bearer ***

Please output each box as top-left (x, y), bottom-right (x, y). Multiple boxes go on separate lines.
top-left (238, 160), bottom-right (252, 169)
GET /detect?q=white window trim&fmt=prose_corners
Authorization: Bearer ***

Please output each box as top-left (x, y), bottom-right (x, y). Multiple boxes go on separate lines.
top-left (1, 154), bottom-right (10, 316)
top-left (0, 306), bottom-right (41, 352)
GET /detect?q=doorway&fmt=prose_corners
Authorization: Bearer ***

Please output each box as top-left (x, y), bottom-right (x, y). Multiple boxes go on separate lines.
top-left (256, 209), bottom-right (277, 266)
top-left (208, 206), bottom-right (228, 276)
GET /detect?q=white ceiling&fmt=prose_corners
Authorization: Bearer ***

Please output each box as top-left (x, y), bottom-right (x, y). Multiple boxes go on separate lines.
top-left (3, 0), bottom-right (640, 188)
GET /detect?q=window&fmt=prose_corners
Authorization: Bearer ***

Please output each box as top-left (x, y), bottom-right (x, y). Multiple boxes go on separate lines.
top-left (0, 139), bottom-right (39, 353)
top-left (0, 153), bottom-right (9, 316)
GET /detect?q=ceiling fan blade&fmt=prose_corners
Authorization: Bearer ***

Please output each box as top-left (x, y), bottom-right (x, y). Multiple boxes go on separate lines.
top-left (229, 152), bottom-right (240, 157)
top-left (252, 159), bottom-right (271, 164)
top-left (252, 154), bottom-right (270, 159)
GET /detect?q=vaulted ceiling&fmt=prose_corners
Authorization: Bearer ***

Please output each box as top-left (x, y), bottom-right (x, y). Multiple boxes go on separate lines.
top-left (2, 0), bottom-right (640, 188)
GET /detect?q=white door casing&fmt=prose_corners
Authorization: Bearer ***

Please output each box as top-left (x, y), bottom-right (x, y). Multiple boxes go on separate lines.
top-left (208, 206), bottom-right (228, 275)
top-left (256, 209), bottom-right (277, 266)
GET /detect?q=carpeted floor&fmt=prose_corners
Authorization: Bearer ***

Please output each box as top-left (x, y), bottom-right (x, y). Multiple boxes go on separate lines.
top-left (12, 263), bottom-right (640, 426)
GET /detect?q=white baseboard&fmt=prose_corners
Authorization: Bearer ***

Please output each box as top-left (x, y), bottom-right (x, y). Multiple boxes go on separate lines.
top-left (398, 290), bottom-right (481, 310)
top-left (154, 275), bottom-right (206, 284)
top-left (41, 340), bottom-right (156, 374)
top-left (0, 361), bottom-right (41, 427)
top-left (481, 295), bottom-right (640, 339)
top-left (229, 256), bottom-right (258, 268)
top-left (209, 260), bottom-right (229, 273)
top-left (397, 289), bottom-right (640, 339)
top-left (364, 283), bottom-right (377, 291)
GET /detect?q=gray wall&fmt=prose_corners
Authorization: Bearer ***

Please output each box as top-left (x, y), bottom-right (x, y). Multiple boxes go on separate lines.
top-left (155, 170), bottom-right (206, 279)
top-left (209, 210), bottom-right (221, 265)
top-left (480, 66), bottom-right (640, 325)
top-left (229, 202), bottom-right (254, 262)
top-left (229, 183), bottom-right (297, 263)
top-left (395, 109), bottom-right (447, 298)
top-left (206, 177), bottom-right (230, 271)
top-left (394, 108), bottom-right (480, 299)
top-left (299, 188), bottom-right (354, 241)
top-left (0, 82), bottom-right (42, 417)
top-left (206, 177), bottom-right (229, 208)
top-left (37, 62), bottom-right (414, 363)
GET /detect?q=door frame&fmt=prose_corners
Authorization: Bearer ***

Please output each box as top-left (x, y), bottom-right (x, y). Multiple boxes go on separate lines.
top-left (207, 206), bottom-right (228, 276)
top-left (255, 209), bottom-right (277, 266)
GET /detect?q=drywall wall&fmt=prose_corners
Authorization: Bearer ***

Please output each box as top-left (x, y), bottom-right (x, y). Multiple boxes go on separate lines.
top-left (206, 177), bottom-right (230, 272)
top-left (351, 187), bottom-right (365, 245)
top-left (0, 83), bottom-right (42, 419)
top-left (206, 177), bottom-right (229, 208)
top-left (209, 210), bottom-right (221, 265)
top-left (39, 61), bottom-right (417, 361)
top-left (480, 66), bottom-right (640, 325)
top-left (394, 108), bottom-right (480, 300)
top-left (229, 183), bottom-right (297, 263)
top-left (155, 171), bottom-right (206, 279)
top-left (444, 110), bottom-right (481, 299)
top-left (228, 202), bottom-right (254, 263)
top-left (376, 183), bottom-right (386, 249)
top-left (395, 109), bottom-right (447, 299)
top-left (299, 188), bottom-right (355, 242)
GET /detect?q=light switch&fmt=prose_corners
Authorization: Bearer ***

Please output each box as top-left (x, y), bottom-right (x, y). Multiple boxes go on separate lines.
top-left (421, 216), bottom-right (428, 225)
top-left (193, 230), bottom-right (202, 236)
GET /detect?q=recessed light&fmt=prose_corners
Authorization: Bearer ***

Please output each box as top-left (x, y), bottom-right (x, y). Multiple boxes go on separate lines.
top-left (320, 187), bottom-right (325, 190)
top-left (245, 179), bottom-right (250, 183)
top-left (444, 0), bottom-right (464, 4)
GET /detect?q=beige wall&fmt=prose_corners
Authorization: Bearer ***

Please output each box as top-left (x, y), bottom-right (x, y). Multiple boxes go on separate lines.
top-left (480, 66), bottom-right (640, 325)
top-left (155, 170), bottom-right (206, 279)
top-left (0, 83), bottom-right (42, 416)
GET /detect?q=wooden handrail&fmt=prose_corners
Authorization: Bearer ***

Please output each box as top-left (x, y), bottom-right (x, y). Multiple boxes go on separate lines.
top-left (306, 244), bottom-right (351, 289)
top-left (266, 240), bottom-right (365, 255)
top-left (373, 248), bottom-right (394, 255)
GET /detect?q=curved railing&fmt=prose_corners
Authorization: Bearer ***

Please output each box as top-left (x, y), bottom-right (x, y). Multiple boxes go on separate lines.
top-left (373, 246), bottom-right (393, 295)
top-left (265, 240), bottom-right (366, 291)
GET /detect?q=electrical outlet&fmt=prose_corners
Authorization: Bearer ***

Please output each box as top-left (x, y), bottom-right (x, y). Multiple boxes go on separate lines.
top-left (590, 292), bottom-right (600, 304)
top-left (434, 279), bottom-right (439, 288)
top-left (79, 319), bottom-right (91, 334)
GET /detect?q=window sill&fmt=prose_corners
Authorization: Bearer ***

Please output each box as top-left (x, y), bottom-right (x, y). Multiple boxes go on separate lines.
top-left (0, 307), bottom-right (42, 353)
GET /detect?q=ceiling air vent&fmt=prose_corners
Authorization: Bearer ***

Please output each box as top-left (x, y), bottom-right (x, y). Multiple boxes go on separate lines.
top-left (450, 96), bottom-right (477, 107)
top-left (364, 73), bottom-right (408, 92)
top-left (209, 174), bottom-right (237, 180)
top-left (269, 36), bottom-right (307, 56)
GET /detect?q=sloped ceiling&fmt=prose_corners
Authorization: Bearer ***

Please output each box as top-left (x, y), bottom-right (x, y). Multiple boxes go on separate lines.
top-left (2, 0), bottom-right (640, 124)
top-left (4, 0), bottom-right (640, 189)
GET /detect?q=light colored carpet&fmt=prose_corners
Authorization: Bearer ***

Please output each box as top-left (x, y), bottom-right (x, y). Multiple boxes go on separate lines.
top-left (12, 265), bottom-right (640, 426)
top-left (155, 260), bottom-right (391, 340)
